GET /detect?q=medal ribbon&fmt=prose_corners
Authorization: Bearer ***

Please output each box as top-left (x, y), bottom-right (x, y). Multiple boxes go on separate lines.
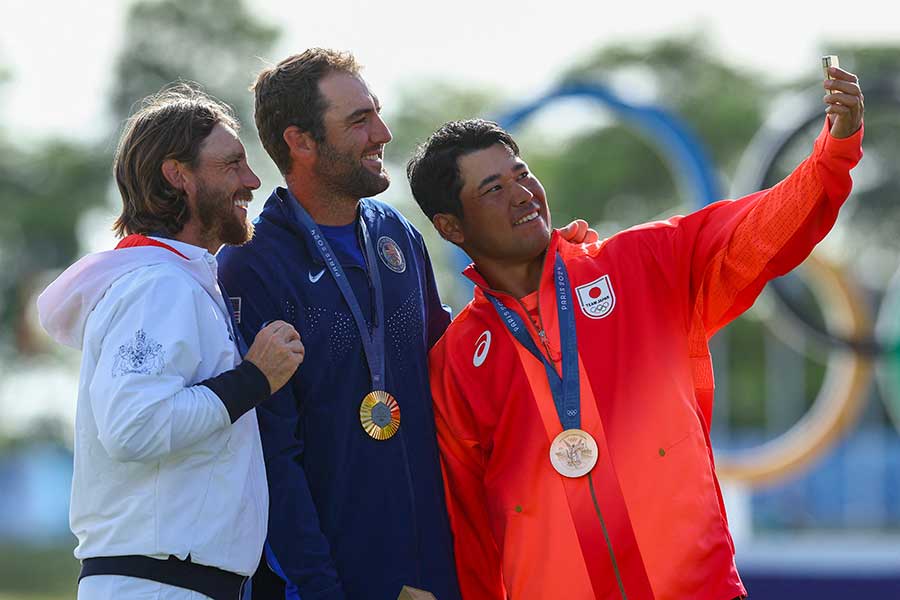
top-left (288, 197), bottom-right (386, 391)
top-left (487, 254), bottom-right (580, 430)
top-left (489, 253), bottom-right (654, 600)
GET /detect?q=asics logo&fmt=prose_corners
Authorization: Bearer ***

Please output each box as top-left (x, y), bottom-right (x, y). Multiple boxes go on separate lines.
top-left (473, 331), bottom-right (491, 367)
top-left (308, 268), bottom-right (326, 283)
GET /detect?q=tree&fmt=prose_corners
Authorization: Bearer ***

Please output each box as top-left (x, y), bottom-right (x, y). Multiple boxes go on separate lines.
top-left (527, 33), bottom-right (768, 228)
top-left (385, 81), bottom-right (504, 165)
top-left (1, 0), bottom-right (281, 356)
top-left (111, 0), bottom-right (279, 128)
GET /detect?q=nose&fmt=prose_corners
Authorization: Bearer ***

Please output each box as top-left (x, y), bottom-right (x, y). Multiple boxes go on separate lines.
top-left (242, 162), bottom-right (261, 191)
top-left (371, 112), bottom-right (392, 145)
top-left (513, 182), bottom-right (533, 205)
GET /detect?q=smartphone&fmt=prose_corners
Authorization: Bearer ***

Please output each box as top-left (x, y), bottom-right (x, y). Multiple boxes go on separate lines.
top-left (822, 55), bottom-right (840, 92)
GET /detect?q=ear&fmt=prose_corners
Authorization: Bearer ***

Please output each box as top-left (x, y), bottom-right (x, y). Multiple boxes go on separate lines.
top-left (283, 126), bottom-right (317, 166)
top-left (433, 213), bottom-right (465, 246)
top-left (161, 159), bottom-right (186, 191)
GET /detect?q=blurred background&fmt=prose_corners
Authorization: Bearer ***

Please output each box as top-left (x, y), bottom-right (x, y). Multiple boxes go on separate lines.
top-left (1, 0), bottom-right (898, 597)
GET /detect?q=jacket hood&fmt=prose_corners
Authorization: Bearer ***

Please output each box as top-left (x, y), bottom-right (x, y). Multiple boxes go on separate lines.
top-left (37, 243), bottom-right (216, 349)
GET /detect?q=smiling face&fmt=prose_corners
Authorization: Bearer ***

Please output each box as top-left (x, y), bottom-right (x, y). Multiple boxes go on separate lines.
top-left (454, 143), bottom-right (551, 268)
top-left (186, 123), bottom-right (261, 250)
top-left (314, 71), bottom-right (393, 201)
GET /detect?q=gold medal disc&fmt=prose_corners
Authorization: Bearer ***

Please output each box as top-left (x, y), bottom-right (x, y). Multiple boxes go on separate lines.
top-left (360, 390), bottom-right (401, 440)
top-left (550, 428), bottom-right (598, 478)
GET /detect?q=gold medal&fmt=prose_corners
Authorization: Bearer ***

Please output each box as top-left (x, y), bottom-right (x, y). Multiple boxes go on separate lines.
top-left (550, 428), bottom-right (598, 478)
top-left (359, 390), bottom-right (401, 440)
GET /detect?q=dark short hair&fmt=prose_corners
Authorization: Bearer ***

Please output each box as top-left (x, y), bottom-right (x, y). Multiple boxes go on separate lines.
top-left (253, 48), bottom-right (361, 175)
top-left (113, 83), bottom-right (239, 238)
top-left (407, 119), bottom-right (520, 221)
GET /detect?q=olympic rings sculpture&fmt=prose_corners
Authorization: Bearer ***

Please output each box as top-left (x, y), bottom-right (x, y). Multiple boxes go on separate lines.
top-left (495, 79), bottom-right (900, 488)
top-left (727, 80), bottom-right (900, 477)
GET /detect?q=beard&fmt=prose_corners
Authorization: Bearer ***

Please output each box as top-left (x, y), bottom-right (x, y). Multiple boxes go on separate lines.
top-left (194, 179), bottom-right (254, 248)
top-left (315, 138), bottom-right (390, 200)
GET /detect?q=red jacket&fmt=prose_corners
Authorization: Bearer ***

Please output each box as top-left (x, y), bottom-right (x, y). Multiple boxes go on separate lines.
top-left (429, 120), bottom-right (862, 600)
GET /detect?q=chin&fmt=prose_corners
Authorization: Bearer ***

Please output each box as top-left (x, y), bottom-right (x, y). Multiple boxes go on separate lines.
top-left (518, 233), bottom-right (551, 262)
top-left (369, 173), bottom-right (391, 196)
top-left (221, 220), bottom-right (254, 247)
top-left (351, 172), bottom-right (391, 199)
top-left (533, 223), bottom-right (552, 245)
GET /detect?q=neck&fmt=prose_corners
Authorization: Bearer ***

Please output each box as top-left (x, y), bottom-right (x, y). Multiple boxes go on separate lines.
top-left (286, 174), bottom-right (359, 226)
top-left (474, 250), bottom-right (546, 299)
top-left (172, 223), bottom-right (217, 254)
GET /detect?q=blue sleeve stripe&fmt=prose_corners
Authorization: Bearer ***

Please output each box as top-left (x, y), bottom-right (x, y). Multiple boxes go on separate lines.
top-left (264, 541), bottom-right (302, 600)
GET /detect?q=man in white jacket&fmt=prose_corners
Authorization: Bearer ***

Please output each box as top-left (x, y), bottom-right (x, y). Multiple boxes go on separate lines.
top-left (37, 84), bottom-right (304, 600)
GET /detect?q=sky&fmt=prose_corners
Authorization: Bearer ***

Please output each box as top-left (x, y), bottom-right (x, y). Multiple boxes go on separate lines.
top-left (2, 0), bottom-right (898, 144)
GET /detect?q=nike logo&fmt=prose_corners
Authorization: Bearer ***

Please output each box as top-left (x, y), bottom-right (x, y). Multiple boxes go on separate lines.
top-left (308, 269), bottom-right (326, 283)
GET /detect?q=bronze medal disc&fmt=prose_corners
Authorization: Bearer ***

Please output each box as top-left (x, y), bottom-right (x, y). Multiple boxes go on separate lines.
top-left (550, 428), bottom-right (598, 478)
top-left (360, 390), bottom-right (401, 440)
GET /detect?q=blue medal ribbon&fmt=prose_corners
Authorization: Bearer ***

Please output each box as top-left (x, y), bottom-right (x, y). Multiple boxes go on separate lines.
top-left (490, 255), bottom-right (628, 597)
top-left (487, 254), bottom-right (580, 430)
top-left (288, 197), bottom-right (386, 392)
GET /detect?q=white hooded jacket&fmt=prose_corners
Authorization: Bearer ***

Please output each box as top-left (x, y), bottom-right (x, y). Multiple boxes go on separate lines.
top-left (38, 238), bottom-right (267, 577)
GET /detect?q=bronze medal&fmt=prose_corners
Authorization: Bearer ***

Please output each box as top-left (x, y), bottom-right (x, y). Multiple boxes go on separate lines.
top-left (550, 428), bottom-right (598, 478)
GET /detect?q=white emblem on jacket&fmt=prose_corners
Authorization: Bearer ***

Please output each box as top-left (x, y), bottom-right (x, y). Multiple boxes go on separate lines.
top-left (473, 330), bottom-right (491, 367)
top-left (112, 329), bottom-right (165, 377)
top-left (575, 275), bottom-right (616, 319)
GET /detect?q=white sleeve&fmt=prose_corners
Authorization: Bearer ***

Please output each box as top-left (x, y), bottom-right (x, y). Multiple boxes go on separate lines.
top-left (88, 269), bottom-right (232, 462)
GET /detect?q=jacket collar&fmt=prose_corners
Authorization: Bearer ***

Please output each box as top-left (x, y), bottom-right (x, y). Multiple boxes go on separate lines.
top-left (463, 230), bottom-right (561, 305)
top-left (263, 186), bottom-right (386, 267)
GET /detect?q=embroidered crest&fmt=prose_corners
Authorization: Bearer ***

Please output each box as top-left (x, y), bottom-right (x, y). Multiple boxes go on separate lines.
top-left (230, 297), bottom-right (242, 324)
top-left (575, 275), bottom-right (616, 319)
top-left (112, 329), bottom-right (165, 377)
top-left (377, 236), bottom-right (406, 273)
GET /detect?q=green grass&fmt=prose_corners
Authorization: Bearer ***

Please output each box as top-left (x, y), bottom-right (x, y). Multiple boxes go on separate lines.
top-left (0, 543), bottom-right (79, 598)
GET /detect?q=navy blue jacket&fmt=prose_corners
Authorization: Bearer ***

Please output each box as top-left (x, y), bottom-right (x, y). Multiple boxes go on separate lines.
top-left (217, 188), bottom-right (460, 600)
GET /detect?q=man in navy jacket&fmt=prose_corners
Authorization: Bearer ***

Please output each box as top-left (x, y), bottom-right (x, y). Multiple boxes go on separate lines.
top-left (219, 48), bottom-right (595, 600)
top-left (218, 49), bottom-right (460, 600)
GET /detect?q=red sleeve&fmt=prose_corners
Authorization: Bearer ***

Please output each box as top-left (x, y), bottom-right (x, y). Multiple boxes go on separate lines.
top-left (429, 338), bottom-right (506, 600)
top-left (626, 119), bottom-right (862, 428)
top-left (684, 119), bottom-right (863, 337)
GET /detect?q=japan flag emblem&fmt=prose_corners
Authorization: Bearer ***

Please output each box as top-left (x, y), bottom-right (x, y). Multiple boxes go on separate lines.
top-left (575, 275), bottom-right (616, 319)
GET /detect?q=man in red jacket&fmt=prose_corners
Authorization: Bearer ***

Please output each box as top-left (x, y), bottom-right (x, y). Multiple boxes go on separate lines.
top-left (405, 66), bottom-right (863, 600)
